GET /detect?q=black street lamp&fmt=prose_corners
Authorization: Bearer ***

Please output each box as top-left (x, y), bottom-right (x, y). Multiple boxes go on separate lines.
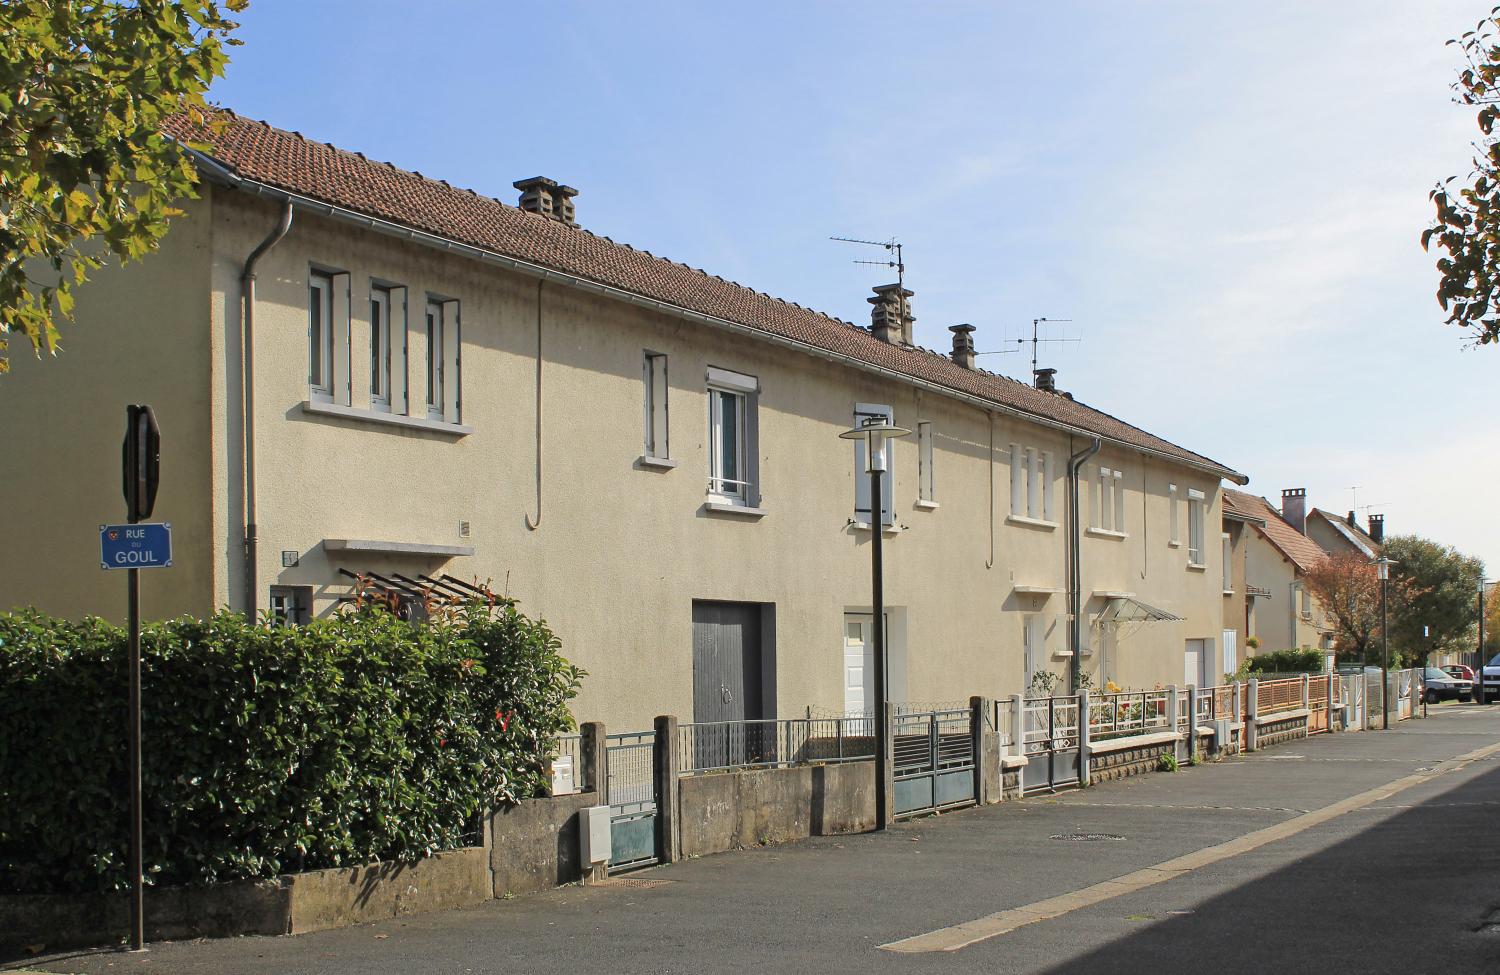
top-left (1375, 556), bottom-right (1396, 730)
top-left (840, 415), bottom-right (909, 831)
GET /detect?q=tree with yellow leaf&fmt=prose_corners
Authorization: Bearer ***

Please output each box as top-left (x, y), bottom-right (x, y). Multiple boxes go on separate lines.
top-left (0, 0), bottom-right (245, 372)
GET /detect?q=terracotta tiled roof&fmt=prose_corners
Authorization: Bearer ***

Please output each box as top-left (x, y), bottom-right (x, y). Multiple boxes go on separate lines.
top-left (167, 110), bottom-right (1243, 481)
top-left (1224, 489), bottom-right (1329, 574)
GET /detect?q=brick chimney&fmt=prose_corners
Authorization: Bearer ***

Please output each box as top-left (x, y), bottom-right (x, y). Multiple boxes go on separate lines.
top-left (1368, 513), bottom-right (1385, 544)
top-left (868, 284), bottom-right (914, 345)
top-left (513, 177), bottom-right (579, 227)
top-left (1281, 488), bottom-right (1307, 534)
top-left (1034, 367), bottom-right (1057, 392)
top-left (949, 324), bottom-right (976, 368)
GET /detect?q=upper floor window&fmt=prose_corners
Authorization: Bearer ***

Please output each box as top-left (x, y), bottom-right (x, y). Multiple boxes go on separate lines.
top-left (370, 283), bottom-right (401, 412)
top-left (1168, 484), bottom-right (1180, 546)
top-left (423, 297), bottom-right (460, 423)
top-left (1187, 488), bottom-right (1206, 566)
top-left (1092, 466), bottom-right (1126, 534)
top-left (309, 271), bottom-right (336, 401)
top-left (853, 403), bottom-right (895, 526)
top-left (1008, 443), bottom-right (1055, 523)
top-left (643, 351), bottom-right (669, 459)
top-left (707, 367), bottom-right (759, 505)
top-left (917, 421), bottom-right (935, 505)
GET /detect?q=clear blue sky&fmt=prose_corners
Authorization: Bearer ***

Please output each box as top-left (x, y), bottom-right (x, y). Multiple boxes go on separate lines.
top-left (211, 0), bottom-right (1495, 574)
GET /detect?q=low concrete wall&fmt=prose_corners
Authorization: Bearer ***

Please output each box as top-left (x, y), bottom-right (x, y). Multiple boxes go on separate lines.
top-left (679, 760), bottom-right (874, 858)
top-left (1255, 712), bottom-right (1310, 750)
top-left (488, 790), bottom-right (603, 897)
top-left (1089, 733), bottom-right (1180, 784)
top-left (0, 845), bottom-right (491, 957)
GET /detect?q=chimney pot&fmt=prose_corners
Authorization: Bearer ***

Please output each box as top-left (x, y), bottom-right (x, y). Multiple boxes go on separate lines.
top-left (1280, 488), bottom-right (1307, 534)
top-left (1368, 513), bottom-right (1385, 544)
top-left (514, 177), bottom-right (578, 226)
top-left (949, 323), bottom-right (977, 369)
top-left (1033, 367), bottom-right (1057, 392)
top-left (868, 284), bottom-right (914, 345)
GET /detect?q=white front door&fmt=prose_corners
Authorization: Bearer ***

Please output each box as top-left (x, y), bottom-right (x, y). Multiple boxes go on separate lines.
top-left (844, 616), bottom-right (873, 717)
top-left (1185, 639), bottom-right (1206, 687)
top-left (1221, 629), bottom-right (1238, 681)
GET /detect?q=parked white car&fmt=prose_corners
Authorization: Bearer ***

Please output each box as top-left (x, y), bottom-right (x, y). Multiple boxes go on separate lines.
top-left (1481, 653), bottom-right (1500, 704)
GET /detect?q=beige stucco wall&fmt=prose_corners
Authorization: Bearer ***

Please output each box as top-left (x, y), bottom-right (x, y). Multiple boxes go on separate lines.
top-left (3, 187), bottom-right (1236, 729)
top-left (0, 195), bottom-right (217, 622)
top-left (1241, 530), bottom-right (1331, 654)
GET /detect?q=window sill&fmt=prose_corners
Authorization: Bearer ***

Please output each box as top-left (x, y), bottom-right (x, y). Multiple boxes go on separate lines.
top-left (702, 501), bottom-right (767, 519)
top-left (1168, 540), bottom-right (1182, 548)
top-left (1086, 527), bottom-right (1128, 540)
top-left (914, 499), bottom-right (940, 511)
top-left (1222, 589), bottom-right (1235, 596)
top-left (636, 455), bottom-right (678, 471)
top-left (1005, 515), bottom-right (1057, 531)
top-left (300, 400), bottom-right (473, 438)
top-left (850, 521), bottom-right (903, 536)
top-left (1186, 562), bottom-right (1207, 572)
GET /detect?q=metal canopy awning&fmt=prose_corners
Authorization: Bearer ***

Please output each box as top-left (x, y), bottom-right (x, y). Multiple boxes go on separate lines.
top-left (1097, 596), bottom-right (1184, 624)
top-left (338, 569), bottom-right (506, 619)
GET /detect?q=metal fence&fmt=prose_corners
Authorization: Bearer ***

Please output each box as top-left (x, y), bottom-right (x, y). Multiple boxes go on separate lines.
top-left (1022, 695), bottom-right (1080, 755)
top-left (1088, 690), bottom-right (1172, 741)
top-left (992, 697), bottom-right (1014, 747)
top-left (1257, 677), bottom-right (1304, 716)
top-left (677, 717), bottom-right (875, 774)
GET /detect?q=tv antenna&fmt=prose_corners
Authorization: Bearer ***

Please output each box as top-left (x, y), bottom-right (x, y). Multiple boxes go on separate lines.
top-left (976, 317), bottom-right (1080, 376)
top-left (1347, 486), bottom-right (1362, 512)
top-left (831, 235), bottom-right (907, 320)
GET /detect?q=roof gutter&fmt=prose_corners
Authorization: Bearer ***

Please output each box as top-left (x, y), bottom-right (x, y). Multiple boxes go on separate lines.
top-left (185, 148), bottom-right (1248, 486)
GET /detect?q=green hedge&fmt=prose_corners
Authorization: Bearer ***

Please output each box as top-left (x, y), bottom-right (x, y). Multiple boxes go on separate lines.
top-left (1247, 647), bottom-right (1325, 675)
top-left (0, 603), bottom-right (582, 895)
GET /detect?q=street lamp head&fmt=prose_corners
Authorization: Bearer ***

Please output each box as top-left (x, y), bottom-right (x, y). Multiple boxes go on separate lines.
top-left (839, 416), bottom-right (911, 473)
top-left (1373, 555), bottom-right (1397, 581)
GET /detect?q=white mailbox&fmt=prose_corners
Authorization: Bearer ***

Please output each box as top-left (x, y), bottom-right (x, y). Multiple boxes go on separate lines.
top-left (581, 805), bottom-right (612, 866)
top-left (550, 755), bottom-right (577, 796)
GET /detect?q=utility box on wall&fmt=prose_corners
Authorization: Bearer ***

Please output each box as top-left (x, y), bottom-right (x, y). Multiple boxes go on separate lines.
top-left (580, 805), bottom-right (611, 868)
top-left (550, 756), bottom-right (576, 796)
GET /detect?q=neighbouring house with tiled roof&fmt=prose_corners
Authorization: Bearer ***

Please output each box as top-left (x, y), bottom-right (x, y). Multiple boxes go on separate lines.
top-left (1223, 489), bottom-right (1336, 656)
top-left (0, 110), bottom-right (1249, 728)
top-left (1307, 508), bottom-right (1384, 559)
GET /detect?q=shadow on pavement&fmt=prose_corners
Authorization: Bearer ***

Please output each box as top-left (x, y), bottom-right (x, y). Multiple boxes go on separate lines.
top-left (1037, 760), bottom-right (1500, 975)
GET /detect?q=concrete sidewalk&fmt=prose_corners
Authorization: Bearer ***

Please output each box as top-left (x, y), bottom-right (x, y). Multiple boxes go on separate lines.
top-left (13, 705), bottom-right (1500, 975)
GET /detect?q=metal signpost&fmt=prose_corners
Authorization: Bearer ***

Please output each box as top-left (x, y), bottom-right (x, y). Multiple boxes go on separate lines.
top-left (100, 405), bottom-right (166, 952)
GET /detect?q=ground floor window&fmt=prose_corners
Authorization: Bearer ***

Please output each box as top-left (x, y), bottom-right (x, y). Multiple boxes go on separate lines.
top-left (269, 585), bottom-right (312, 626)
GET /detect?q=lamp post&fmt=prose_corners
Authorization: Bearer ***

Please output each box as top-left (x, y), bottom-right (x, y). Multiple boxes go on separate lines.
top-left (840, 415), bottom-right (910, 831)
top-left (1479, 579), bottom-right (1494, 681)
top-left (1375, 556), bottom-right (1396, 730)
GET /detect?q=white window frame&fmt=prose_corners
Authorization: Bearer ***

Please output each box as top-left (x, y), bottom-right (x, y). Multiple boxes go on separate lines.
top-left (1187, 488), bottom-right (1206, 566)
top-left (1023, 613), bottom-right (1046, 689)
top-left (1008, 442), bottom-right (1056, 524)
top-left (369, 284), bottom-right (396, 411)
top-left (1168, 483), bottom-right (1180, 547)
top-left (917, 421), bottom-right (935, 504)
top-left (308, 271), bottom-right (335, 401)
top-left (1091, 466), bottom-right (1126, 534)
top-left (1222, 532), bottom-right (1233, 593)
top-left (643, 351), bottom-right (670, 459)
top-left (853, 402), bottom-right (895, 526)
top-left (707, 367), bottom-right (757, 505)
top-left (424, 299), bottom-right (445, 420)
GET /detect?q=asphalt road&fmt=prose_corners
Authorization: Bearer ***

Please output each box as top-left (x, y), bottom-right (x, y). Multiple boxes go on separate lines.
top-left (14, 704), bottom-right (1500, 975)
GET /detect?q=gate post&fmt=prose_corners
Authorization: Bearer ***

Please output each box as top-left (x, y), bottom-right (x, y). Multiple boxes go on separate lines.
top-left (653, 715), bottom-right (680, 865)
top-left (1009, 693), bottom-right (1025, 795)
top-left (1327, 673), bottom-right (1337, 733)
top-left (1167, 685), bottom-right (1181, 762)
top-left (581, 721), bottom-right (607, 804)
top-left (1186, 685), bottom-right (1199, 762)
top-left (1245, 679), bottom-right (1259, 751)
top-left (1077, 688), bottom-right (1092, 788)
top-left (1301, 673), bottom-right (1310, 711)
top-left (970, 696), bottom-right (993, 805)
top-left (882, 702), bottom-right (897, 825)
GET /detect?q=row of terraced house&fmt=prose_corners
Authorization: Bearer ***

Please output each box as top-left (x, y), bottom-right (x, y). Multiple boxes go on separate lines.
top-left (0, 109), bottom-right (1376, 731)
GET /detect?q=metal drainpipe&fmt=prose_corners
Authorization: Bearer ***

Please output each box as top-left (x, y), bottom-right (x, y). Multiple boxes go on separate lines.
top-left (525, 278), bottom-right (544, 531)
top-left (240, 201), bottom-right (294, 615)
top-left (1067, 437), bottom-right (1102, 692)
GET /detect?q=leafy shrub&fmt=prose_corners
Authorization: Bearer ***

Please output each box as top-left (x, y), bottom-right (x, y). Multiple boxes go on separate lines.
top-left (1157, 752), bottom-right (1179, 773)
top-left (1247, 647), bottom-right (1325, 675)
top-left (0, 603), bottom-right (582, 895)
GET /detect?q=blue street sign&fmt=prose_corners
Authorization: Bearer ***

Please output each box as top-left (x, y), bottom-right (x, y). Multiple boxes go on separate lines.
top-left (100, 523), bottom-right (172, 570)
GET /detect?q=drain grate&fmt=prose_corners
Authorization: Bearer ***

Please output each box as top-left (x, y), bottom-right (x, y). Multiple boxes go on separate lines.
top-left (594, 876), bottom-right (674, 889)
top-left (1050, 832), bottom-right (1125, 842)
